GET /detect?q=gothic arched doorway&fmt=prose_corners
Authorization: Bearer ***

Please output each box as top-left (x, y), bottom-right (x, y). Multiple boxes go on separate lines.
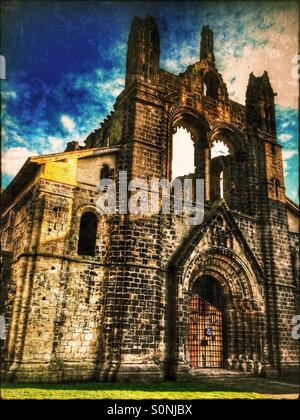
top-left (188, 276), bottom-right (224, 368)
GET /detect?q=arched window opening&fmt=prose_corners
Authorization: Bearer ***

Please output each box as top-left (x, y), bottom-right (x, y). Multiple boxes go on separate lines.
top-left (203, 71), bottom-right (220, 100)
top-left (149, 30), bottom-right (156, 44)
top-left (271, 142), bottom-right (276, 155)
top-left (211, 140), bottom-right (230, 201)
top-left (172, 127), bottom-right (195, 181)
top-left (78, 212), bottom-right (97, 256)
top-left (220, 171), bottom-right (224, 198)
top-left (100, 164), bottom-right (111, 181)
top-left (272, 178), bottom-right (280, 198)
top-left (211, 140), bottom-right (230, 158)
top-left (188, 276), bottom-right (224, 368)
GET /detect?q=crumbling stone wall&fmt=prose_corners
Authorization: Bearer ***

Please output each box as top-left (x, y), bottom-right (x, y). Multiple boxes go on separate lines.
top-left (1, 179), bottom-right (111, 381)
top-left (1, 16), bottom-right (298, 382)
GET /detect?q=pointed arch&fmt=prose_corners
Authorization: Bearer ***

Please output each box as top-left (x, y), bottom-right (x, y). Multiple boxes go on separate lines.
top-left (165, 204), bottom-right (267, 375)
top-left (171, 248), bottom-right (266, 373)
top-left (168, 107), bottom-right (210, 187)
top-left (209, 123), bottom-right (246, 156)
top-left (209, 124), bottom-right (248, 210)
top-left (182, 248), bottom-right (264, 309)
top-left (203, 70), bottom-right (220, 100)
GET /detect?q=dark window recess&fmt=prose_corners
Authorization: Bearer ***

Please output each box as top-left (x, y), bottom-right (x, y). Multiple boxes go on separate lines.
top-left (100, 164), bottom-right (111, 180)
top-left (291, 249), bottom-right (299, 289)
top-left (203, 71), bottom-right (220, 100)
top-left (149, 66), bottom-right (153, 78)
top-left (271, 143), bottom-right (276, 155)
top-left (150, 30), bottom-right (155, 44)
top-left (272, 178), bottom-right (280, 198)
top-left (77, 212), bottom-right (98, 256)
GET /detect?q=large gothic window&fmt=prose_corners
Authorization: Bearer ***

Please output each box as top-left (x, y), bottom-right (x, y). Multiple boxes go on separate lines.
top-left (210, 140), bottom-right (230, 201)
top-left (78, 212), bottom-right (98, 256)
top-left (172, 127), bottom-right (195, 180)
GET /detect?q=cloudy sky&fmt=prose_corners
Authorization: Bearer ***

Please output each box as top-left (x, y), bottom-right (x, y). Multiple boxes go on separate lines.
top-left (1, 1), bottom-right (298, 202)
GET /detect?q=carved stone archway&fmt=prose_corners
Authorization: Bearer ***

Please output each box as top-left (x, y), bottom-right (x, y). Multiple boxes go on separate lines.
top-left (168, 247), bottom-right (267, 378)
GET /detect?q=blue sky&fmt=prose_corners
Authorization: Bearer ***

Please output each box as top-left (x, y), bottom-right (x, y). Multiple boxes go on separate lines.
top-left (1, 1), bottom-right (298, 202)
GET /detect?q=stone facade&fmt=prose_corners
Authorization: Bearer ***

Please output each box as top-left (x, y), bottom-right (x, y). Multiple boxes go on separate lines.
top-left (1, 16), bottom-right (299, 382)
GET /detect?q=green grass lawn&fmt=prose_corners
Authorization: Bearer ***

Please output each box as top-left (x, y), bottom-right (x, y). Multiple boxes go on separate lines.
top-left (1, 379), bottom-right (298, 399)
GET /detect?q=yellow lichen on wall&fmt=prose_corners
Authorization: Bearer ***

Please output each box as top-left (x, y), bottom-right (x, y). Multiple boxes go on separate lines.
top-left (42, 158), bottom-right (78, 185)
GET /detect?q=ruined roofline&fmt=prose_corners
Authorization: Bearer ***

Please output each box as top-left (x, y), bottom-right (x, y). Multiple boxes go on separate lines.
top-left (119, 65), bottom-right (247, 112)
top-left (1, 146), bottom-right (120, 214)
top-left (86, 16), bottom-right (276, 148)
top-left (124, 16), bottom-right (274, 111)
top-left (285, 196), bottom-right (299, 212)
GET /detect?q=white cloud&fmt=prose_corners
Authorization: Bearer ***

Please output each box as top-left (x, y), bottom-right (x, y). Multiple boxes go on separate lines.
top-left (211, 141), bottom-right (230, 158)
top-left (1, 147), bottom-right (37, 177)
top-left (60, 115), bottom-right (76, 132)
top-left (162, 59), bottom-right (180, 73)
top-left (1, 90), bottom-right (17, 100)
top-left (161, 41), bottom-right (198, 74)
top-left (97, 78), bottom-right (124, 97)
top-left (282, 149), bottom-right (298, 176)
top-left (95, 69), bottom-right (124, 97)
top-left (283, 160), bottom-right (289, 177)
top-left (278, 133), bottom-right (292, 142)
top-left (282, 149), bottom-right (298, 160)
top-left (47, 136), bottom-right (65, 153)
top-left (219, 9), bottom-right (298, 108)
top-left (281, 121), bottom-right (289, 129)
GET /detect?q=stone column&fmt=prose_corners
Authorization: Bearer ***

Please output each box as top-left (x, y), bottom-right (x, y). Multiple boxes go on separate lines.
top-left (196, 144), bottom-right (210, 203)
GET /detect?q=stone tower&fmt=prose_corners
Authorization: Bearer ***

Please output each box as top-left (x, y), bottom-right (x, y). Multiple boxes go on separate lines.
top-left (125, 15), bottom-right (160, 86)
top-left (1, 16), bottom-right (298, 382)
top-left (200, 25), bottom-right (215, 64)
top-left (245, 71), bottom-right (298, 372)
